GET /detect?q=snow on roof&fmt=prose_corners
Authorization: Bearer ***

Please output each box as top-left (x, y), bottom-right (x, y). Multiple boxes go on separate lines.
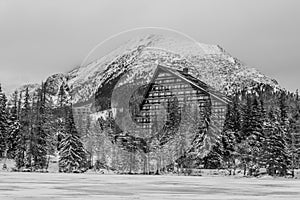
top-left (156, 65), bottom-right (231, 104)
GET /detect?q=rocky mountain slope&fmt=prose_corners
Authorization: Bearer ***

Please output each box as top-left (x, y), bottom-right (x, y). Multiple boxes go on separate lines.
top-left (14, 34), bottom-right (280, 105)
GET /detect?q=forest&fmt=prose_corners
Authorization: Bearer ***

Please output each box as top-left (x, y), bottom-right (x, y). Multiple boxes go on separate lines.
top-left (0, 82), bottom-right (300, 177)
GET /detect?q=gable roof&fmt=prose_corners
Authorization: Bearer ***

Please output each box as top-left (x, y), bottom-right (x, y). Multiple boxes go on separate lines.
top-left (155, 65), bottom-right (230, 104)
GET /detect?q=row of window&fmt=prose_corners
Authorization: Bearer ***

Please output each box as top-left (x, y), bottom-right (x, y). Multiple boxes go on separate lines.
top-left (141, 102), bottom-right (225, 111)
top-left (212, 108), bottom-right (226, 113)
top-left (157, 72), bottom-right (172, 77)
top-left (136, 117), bottom-right (226, 129)
top-left (141, 97), bottom-right (212, 108)
top-left (142, 105), bottom-right (163, 110)
top-left (155, 78), bottom-right (182, 84)
top-left (136, 117), bottom-right (170, 123)
top-left (211, 101), bottom-right (225, 106)
top-left (211, 115), bottom-right (226, 120)
top-left (148, 91), bottom-right (172, 97)
top-left (145, 98), bottom-right (169, 104)
top-left (135, 110), bottom-right (226, 122)
top-left (141, 125), bottom-right (151, 129)
top-left (148, 91), bottom-right (208, 99)
top-left (151, 83), bottom-right (191, 91)
top-left (136, 118), bottom-right (151, 123)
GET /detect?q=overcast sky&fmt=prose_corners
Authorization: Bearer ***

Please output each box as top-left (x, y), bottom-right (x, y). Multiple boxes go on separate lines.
top-left (0, 0), bottom-right (299, 92)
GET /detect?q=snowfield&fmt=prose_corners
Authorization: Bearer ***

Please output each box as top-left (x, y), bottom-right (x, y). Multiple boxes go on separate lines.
top-left (0, 173), bottom-right (300, 200)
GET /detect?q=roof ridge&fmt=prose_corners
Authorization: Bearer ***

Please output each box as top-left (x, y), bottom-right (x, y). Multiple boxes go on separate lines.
top-left (156, 65), bottom-right (230, 103)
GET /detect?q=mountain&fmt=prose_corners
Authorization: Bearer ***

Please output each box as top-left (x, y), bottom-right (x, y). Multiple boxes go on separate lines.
top-left (14, 34), bottom-right (281, 105)
top-left (45, 73), bottom-right (67, 96)
top-left (65, 34), bottom-right (280, 104)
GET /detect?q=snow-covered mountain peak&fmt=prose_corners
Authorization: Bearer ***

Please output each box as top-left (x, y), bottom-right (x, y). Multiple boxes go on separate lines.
top-left (11, 34), bottom-right (282, 105)
top-left (60, 34), bottom-right (281, 104)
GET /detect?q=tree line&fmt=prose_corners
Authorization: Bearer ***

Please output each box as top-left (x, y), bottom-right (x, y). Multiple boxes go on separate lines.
top-left (0, 83), bottom-right (86, 172)
top-left (196, 85), bottom-right (300, 176)
top-left (1, 82), bottom-right (300, 176)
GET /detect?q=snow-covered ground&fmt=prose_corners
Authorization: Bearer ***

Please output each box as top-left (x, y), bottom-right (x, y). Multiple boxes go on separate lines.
top-left (0, 173), bottom-right (299, 200)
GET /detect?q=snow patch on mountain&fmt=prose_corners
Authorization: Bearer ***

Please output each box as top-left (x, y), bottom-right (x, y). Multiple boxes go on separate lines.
top-left (12, 34), bottom-right (282, 105)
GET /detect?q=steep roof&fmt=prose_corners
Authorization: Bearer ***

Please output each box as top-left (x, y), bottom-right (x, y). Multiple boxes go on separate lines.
top-left (156, 65), bottom-right (231, 104)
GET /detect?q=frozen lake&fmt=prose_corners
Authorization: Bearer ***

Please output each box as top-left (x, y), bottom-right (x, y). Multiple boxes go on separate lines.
top-left (0, 172), bottom-right (300, 199)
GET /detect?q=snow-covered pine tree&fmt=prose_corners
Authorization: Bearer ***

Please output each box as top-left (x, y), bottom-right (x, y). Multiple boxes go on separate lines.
top-left (32, 83), bottom-right (48, 170)
top-left (279, 91), bottom-right (290, 130)
top-left (241, 95), bottom-right (264, 175)
top-left (291, 90), bottom-right (300, 169)
top-left (19, 88), bottom-right (32, 169)
top-left (59, 107), bottom-right (86, 173)
top-left (17, 92), bottom-right (22, 120)
top-left (42, 82), bottom-right (57, 169)
top-left (57, 82), bottom-right (70, 151)
top-left (0, 84), bottom-right (8, 158)
top-left (278, 91), bottom-right (292, 175)
top-left (242, 96), bottom-right (264, 141)
top-left (220, 93), bottom-right (240, 172)
top-left (262, 110), bottom-right (290, 176)
top-left (57, 83), bottom-right (86, 172)
top-left (7, 91), bottom-right (21, 159)
top-left (26, 91), bottom-right (38, 169)
top-left (190, 98), bottom-right (215, 166)
top-left (14, 91), bottom-right (26, 169)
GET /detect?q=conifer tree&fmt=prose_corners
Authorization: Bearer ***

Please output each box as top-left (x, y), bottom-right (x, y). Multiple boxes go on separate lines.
top-left (262, 110), bottom-right (290, 176)
top-left (57, 83), bottom-right (86, 172)
top-left (59, 107), bottom-right (86, 172)
top-left (17, 88), bottom-right (31, 169)
top-left (14, 90), bottom-right (26, 169)
top-left (241, 95), bottom-right (264, 175)
top-left (32, 83), bottom-right (48, 169)
top-left (42, 82), bottom-right (57, 168)
top-left (220, 95), bottom-right (240, 171)
top-left (242, 96), bottom-right (264, 142)
top-left (7, 91), bottom-right (21, 159)
top-left (57, 83), bottom-right (70, 151)
top-left (228, 93), bottom-right (242, 142)
top-left (190, 98), bottom-right (225, 169)
top-left (278, 91), bottom-right (292, 175)
top-left (279, 91), bottom-right (290, 130)
top-left (292, 90), bottom-right (300, 168)
top-left (0, 84), bottom-right (8, 158)
top-left (190, 99), bottom-right (211, 157)
top-left (17, 92), bottom-right (22, 120)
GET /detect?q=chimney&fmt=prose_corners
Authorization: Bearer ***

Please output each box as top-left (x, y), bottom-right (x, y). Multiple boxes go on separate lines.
top-left (182, 67), bottom-right (189, 75)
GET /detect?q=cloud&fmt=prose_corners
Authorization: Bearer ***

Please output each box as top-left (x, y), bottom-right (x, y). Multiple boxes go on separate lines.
top-left (0, 0), bottom-right (299, 91)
